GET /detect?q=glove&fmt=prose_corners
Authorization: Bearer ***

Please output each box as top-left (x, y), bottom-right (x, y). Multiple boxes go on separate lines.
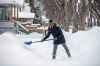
top-left (41, 39), bottom-right (44, 42)
top-left (54, 37), bottom-right (57, 40)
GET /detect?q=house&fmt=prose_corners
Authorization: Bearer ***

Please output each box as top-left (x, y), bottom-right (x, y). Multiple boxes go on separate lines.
top-left (0, 0), bottom-right (24, 34)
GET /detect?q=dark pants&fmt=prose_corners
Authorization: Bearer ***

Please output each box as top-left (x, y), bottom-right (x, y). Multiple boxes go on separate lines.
top-left (53, 43), bottom-right (71, 59)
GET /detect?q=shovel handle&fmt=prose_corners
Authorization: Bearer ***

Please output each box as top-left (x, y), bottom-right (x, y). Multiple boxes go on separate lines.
top-left (24, 39), bottom-right (54, 45)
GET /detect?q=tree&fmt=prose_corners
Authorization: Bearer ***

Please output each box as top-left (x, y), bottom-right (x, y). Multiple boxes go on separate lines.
top-left (31, 0), bottom-right (100, 32)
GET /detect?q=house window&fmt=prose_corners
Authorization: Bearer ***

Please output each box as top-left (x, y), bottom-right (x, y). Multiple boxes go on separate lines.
top-left (0, 7), bottom-right (9, 21)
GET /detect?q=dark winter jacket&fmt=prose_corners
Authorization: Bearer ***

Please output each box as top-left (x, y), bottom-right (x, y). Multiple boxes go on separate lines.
top-left (42, 24), bottom-right (65, 45)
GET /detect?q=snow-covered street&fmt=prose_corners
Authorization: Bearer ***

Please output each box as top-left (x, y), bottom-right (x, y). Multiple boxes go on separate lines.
top-left (0, 26), bottom-right (100, 66)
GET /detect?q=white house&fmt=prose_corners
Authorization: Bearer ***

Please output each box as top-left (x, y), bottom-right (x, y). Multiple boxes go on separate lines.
top-left (0, 0), bottom-right (24, 33)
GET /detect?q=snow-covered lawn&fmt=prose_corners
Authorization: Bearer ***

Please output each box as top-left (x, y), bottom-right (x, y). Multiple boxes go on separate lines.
top-left (0, 26), bottom-right (100, 66)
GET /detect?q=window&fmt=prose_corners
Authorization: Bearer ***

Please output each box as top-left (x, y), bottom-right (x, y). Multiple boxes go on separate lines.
top-left (0, 7), bottom-right (9, 21)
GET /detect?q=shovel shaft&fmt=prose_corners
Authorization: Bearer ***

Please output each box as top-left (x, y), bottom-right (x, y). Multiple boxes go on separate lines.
top-left (24, 39), bottom-right (54, 45)
top-left (32, 39), bottom-right (54, 43)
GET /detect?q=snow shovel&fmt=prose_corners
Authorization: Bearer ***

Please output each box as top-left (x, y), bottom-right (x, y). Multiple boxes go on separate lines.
top-left (24, 39), bottom-right (54, 45)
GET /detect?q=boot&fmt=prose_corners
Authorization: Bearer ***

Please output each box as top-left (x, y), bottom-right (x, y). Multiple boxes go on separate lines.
top-left (52, 55), bottom-right (56, 59)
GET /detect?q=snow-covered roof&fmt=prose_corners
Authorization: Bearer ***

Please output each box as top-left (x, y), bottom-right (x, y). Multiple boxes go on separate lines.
top-left (18, 12), bottom-right (35, 18)
top-left (12, 12), bottom-right (35, 18)
top-left (0, 0), bottom-right (24, 7)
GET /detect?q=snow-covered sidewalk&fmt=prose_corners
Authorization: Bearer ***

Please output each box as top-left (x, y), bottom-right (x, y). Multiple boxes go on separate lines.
top-left (0, 26), bottom-right (100, 66)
